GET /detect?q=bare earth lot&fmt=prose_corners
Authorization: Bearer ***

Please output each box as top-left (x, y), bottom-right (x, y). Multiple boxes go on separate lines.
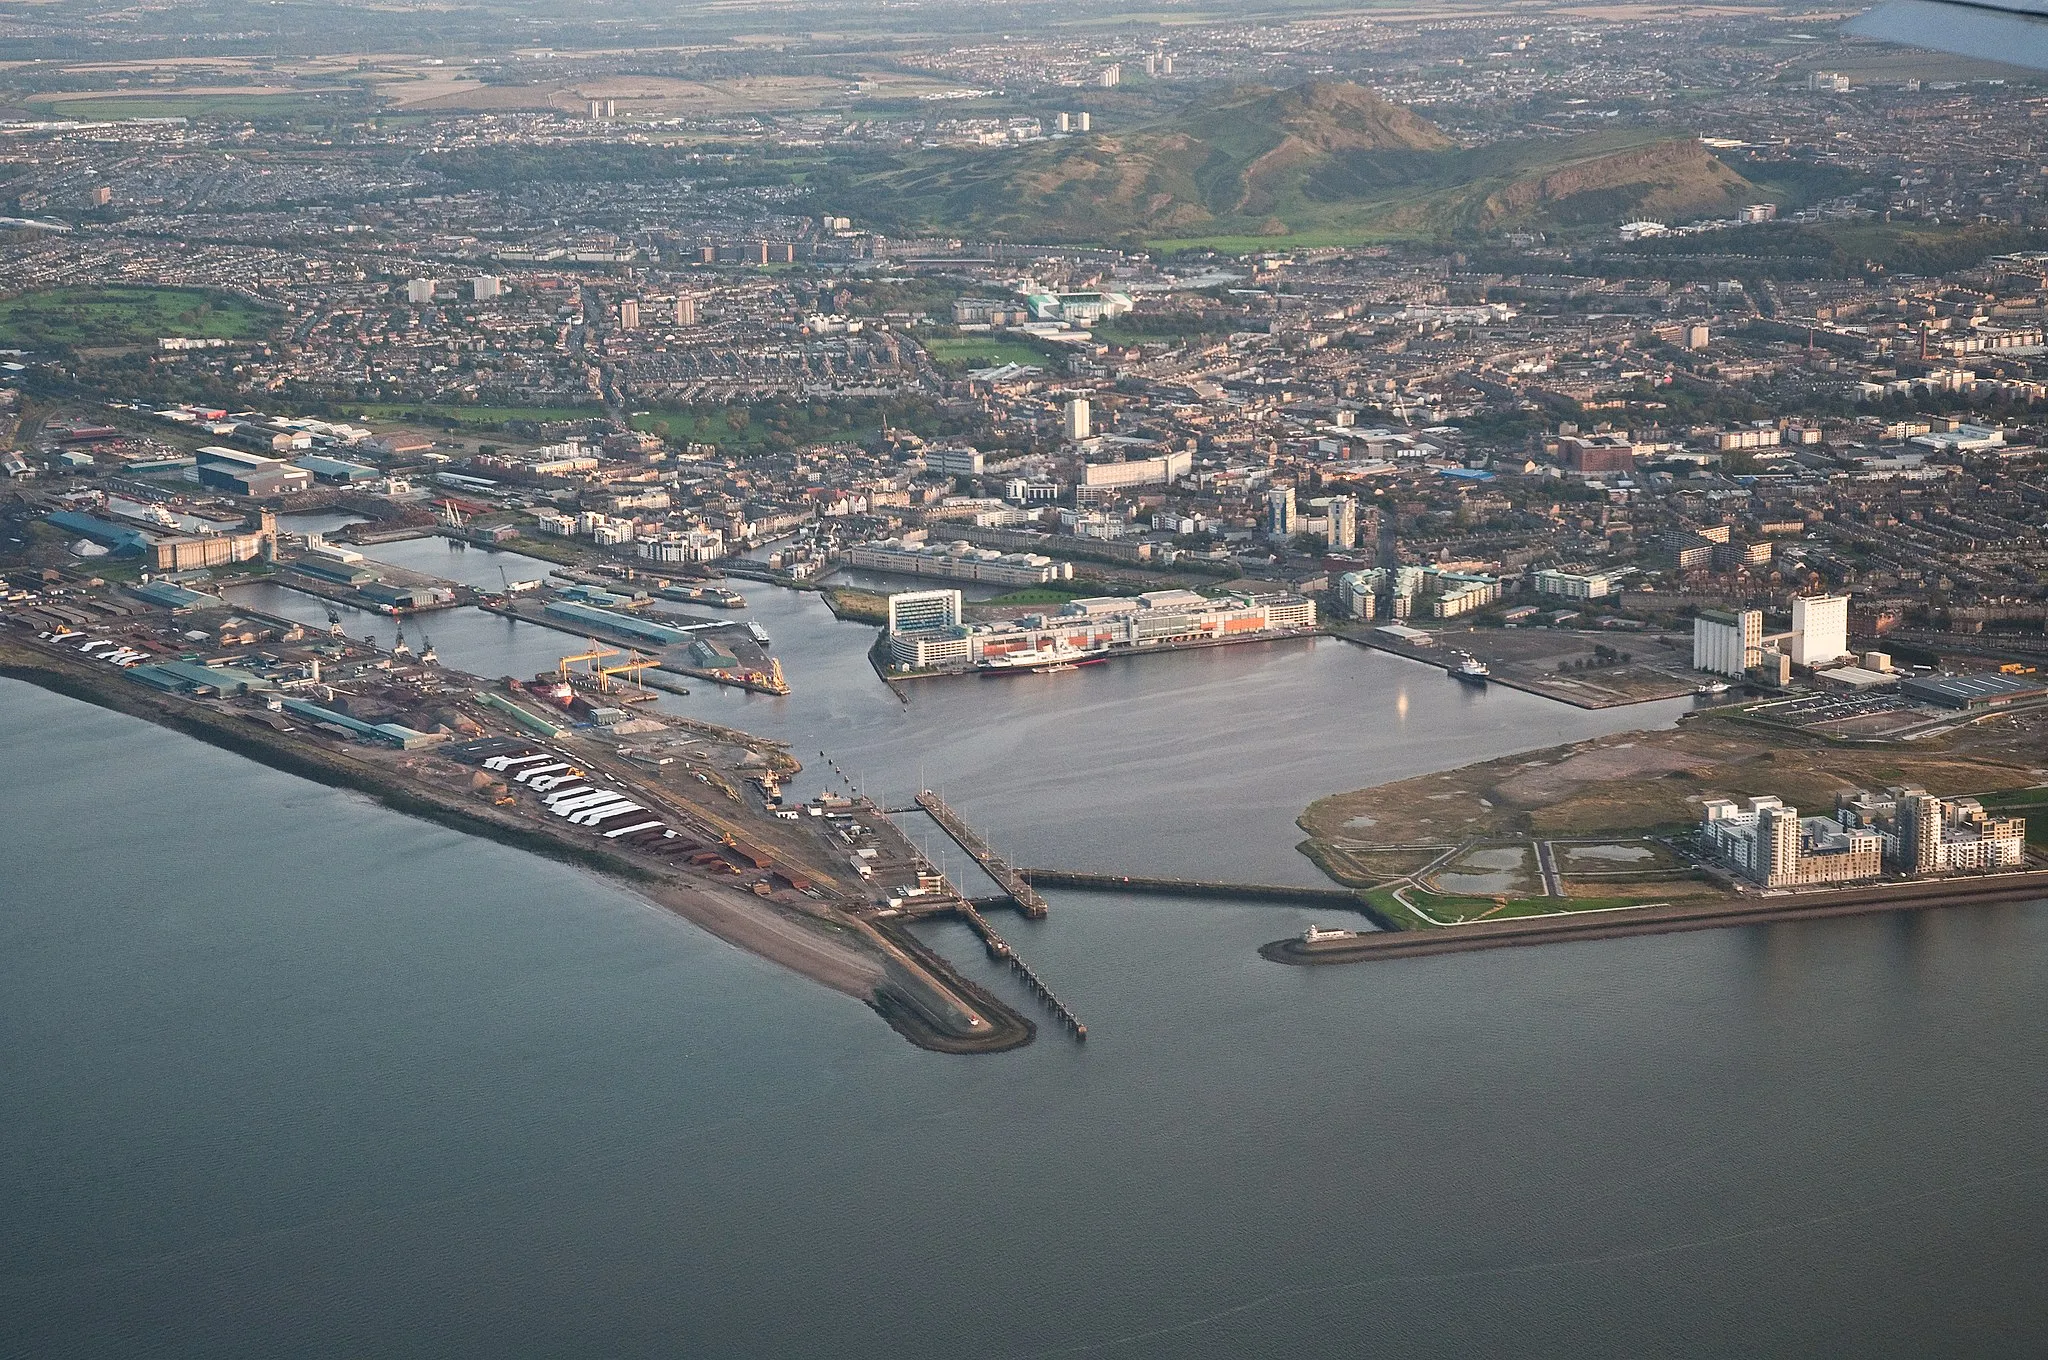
top-left (1300, 709), bottom-right (2048, 851)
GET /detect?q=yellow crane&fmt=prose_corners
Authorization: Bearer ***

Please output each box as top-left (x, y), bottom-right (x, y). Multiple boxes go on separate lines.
top-left (596, 649), bottom-right (658, 694)
top-left (558, 639), bottom-right (619, 682)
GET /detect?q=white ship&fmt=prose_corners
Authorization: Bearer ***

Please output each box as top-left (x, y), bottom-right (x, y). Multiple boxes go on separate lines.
top-left (1451, 654), bottom-right (1490, 685)
top-left (977, 643), bottom-right (1104, 676)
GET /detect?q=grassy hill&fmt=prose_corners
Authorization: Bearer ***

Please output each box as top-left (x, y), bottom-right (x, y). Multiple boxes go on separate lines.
top-left (861, 82), bottom-right (1758, 248)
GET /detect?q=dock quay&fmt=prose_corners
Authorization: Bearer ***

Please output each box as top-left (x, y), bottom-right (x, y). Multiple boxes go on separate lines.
top-left (862, 802), bottom-right (1083, 1042)
top-left (915, 790), bottom-right (1048, 918)
top-left (476, 599), bottom-right (789, 695)
top-left (273, 568), bottom-right (474, 616)
top-left (1020, 870), bottom-right (1366, 908)
top-left (1259, 869), bottom-right (2048, 966)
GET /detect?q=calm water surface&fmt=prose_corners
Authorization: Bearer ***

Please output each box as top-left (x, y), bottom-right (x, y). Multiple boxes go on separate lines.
top-left (7, 564), bottom-right (2048, 1357)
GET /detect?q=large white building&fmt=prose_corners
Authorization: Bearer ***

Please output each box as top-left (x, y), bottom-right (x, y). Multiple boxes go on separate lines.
top-left (1701, 797), bottom-right (1883, 888)
top-left (1531, 568), bottom-right (1617, 600)
top-left (1694, 608), bottom-right (1763, 678)
top-left (1789, 593), bottom-right (1849, 668)
top-left (1027, 293), bottom-right (1132, 324)
top-left (1064, 397), bottom-right (1092, 442)
top-left (884, 588), bottom-right (1314, 672)
top-left (1078, 449), bottom-right (1191, 492)
top-left (886, 589), bottom-right (962, 633)
top-left (848, 537), bottom-right (1072, 586)
top-left (926, 447), bottom-right (985, 478)
top-left (636, 529), bottom-right (725, 564)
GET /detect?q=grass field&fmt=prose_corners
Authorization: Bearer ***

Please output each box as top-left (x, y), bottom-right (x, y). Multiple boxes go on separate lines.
top-left (921, 337), bottom-right (1047, 369)
top-left (1976, 788), bottom-right (2048, 845)
top-left (823, 586), bottom-right (891, 625)
top-left (345, 403), bottom-right (599, 428)
top-left (1364, 886), bottom-right (1660, 929)
top-left (983, 587), bottom-right (1082, 605)
top-left (630, 409), bottom-right (756, 448)
top-left (0, 286), bottom-right (277, 350)
top-left (37, 92), bottom-right (362, 122)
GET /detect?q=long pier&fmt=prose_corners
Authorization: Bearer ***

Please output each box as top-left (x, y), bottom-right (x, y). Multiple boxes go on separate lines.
top-left (954, 901), bottom-right (1086, 1041)
top-left (1020, 869), bottom-right (1364, 907)
top-left (916, 790), bottom-right (1047, 918)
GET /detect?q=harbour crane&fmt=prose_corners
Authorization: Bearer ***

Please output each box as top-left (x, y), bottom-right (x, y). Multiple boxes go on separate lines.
top-left (595, 650), bottom-right (658, 694)
top-left (558, 639), bottom-right (620, 682)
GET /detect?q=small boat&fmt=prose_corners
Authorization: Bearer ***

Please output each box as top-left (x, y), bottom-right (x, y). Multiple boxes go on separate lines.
top-left (1696, 680), bottom-right (1731, 695)
top-left (1451, 654), bottom-right (1489, 685)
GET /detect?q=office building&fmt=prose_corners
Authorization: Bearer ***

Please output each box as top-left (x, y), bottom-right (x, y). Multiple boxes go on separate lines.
top-left (886, 589), bottom-right (964, 633)
top-left (405, 278), bottom-right (436, 305)
top-left (885, 589), bottom-right (969, 670)
top-left (1694, 608), bottom-right (1763, 678)
top-left (1064, 397), bottom-right (1092, 442)
top-left (927, 447), bottom-right (985, 478)
top-left (1789, 593), bottom-right (1849, 668)
top-left (1558, 432), bottom-right (1639, 474)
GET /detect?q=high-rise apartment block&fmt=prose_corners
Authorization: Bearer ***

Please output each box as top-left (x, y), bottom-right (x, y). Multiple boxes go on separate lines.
top-left (1064, 396), bottom-right (1091, 442)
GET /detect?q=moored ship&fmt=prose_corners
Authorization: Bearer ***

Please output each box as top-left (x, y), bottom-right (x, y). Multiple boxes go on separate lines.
top-left (657, 583), bottom-right (747, 609)
top-left (977, 644), bottom-right (1105, 676)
